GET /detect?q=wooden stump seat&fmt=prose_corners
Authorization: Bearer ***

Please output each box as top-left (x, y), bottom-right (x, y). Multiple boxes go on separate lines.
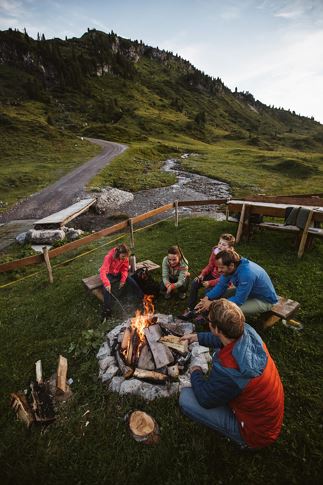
top-left (262, 296), bottom-right (300, 329)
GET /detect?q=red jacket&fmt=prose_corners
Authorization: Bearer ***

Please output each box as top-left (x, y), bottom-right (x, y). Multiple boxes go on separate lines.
top-left (200, 247), bottom-right (221, 287)
top-left (192, 325), bottom-right (284, 448)
top-left (229, 343), bottom-right (284, 448)
top-left (99, 248), bottom-right (129, 288)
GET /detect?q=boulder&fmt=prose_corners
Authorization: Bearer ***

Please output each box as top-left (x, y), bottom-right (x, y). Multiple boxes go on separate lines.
top-left (93, 187), bottom-right (134, 214)
top-left (16, 232), bottom-right (28, 245)
top-left (26, 229), bottom-right (65, 245)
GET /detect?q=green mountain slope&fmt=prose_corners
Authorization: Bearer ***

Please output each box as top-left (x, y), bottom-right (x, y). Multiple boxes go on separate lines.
top-left (0, 28), bottom-right (323, 209)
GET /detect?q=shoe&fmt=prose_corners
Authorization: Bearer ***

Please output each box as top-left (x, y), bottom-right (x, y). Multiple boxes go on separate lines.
top-left (164, 293), bottom-right (172, 300)
top-left (101, 309), bottom-right (112, 323)
top-left (178, 308), bottom-right (195, 321)
top-left (178, 292), bottom-right (187, 300)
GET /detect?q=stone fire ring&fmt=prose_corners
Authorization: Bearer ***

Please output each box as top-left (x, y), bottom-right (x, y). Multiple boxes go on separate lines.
top-left (96, 313), bottom-right (212, 400)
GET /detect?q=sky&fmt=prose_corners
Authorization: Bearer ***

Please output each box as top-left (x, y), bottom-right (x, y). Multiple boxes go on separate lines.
top-left (1, 0), bottom-right (322, 123)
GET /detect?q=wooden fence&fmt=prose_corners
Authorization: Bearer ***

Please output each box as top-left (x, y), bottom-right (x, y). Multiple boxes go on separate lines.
top-left (0, 199), bottom-right (227, 274)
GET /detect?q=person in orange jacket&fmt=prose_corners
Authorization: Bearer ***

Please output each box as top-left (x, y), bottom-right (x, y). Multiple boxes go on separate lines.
top-left (99, 243), bottom-right (143, 320)
top-left (179, 299), bottom-right (284, 449)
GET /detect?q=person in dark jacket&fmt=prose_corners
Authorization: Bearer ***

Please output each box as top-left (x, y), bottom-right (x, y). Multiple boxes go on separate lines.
top-left (179, 299), bottom-right (284, 448)
top-left (195, 249), bottom-right (278, 317)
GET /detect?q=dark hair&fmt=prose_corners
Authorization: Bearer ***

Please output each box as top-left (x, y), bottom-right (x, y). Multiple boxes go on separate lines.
top-left (215, 249), bottom-right (240, 267)
top-left (208, 299), bottom-right (245, 339)
top-left (115, 243), bottom-right (130, 258)
top-left (167, 246), bottom-right (181, 258)
top-left (219, 233), bottom-right (235, 247)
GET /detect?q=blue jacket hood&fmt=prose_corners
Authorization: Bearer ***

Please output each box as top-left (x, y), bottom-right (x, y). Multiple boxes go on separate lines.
top-left (232, 324), bottom-right (267, 378)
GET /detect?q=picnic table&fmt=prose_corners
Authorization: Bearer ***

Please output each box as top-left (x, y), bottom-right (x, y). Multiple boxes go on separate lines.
top-left (227, 199), bottom-right (323, 257)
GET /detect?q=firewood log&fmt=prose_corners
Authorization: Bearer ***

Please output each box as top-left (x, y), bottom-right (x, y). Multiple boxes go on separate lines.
top-left (121, 327), bottom-right (131, 350)
top-left (56, 355), bottom-right (68, 393)
top-left (144, 325), bottom-right (174, 368)
top-left (116, 349), bottom-right (133, 379)
top-left (128, 410), bottom-right (160, 444)
top-left (159, 337), bottom-right (188, 355)
top-left (10, 392), bottom-right (34, 427)
top-left (167, 363), bottom-right (179, 379)
top-left (133, 368), bottom-right (168, 383)
top-left (137, 344), bottom-right (155, 370)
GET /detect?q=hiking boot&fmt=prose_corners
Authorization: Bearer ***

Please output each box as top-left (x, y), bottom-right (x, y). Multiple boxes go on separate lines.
top-left (101, 308), bottom-right (112, 323)
top-left (178, 292), bottom-right (187, 300)
top-left (178, 308), bottom-right (195, 321)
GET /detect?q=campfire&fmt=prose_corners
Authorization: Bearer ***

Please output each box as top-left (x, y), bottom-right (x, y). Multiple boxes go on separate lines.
top-left (115, 296), bottom-right (191, 383)
top-left (97, 296), bottom-right (211, 400)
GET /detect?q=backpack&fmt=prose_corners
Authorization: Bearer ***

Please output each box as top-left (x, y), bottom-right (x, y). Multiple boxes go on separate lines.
top-left (133, 267), bottom-right (160, 297)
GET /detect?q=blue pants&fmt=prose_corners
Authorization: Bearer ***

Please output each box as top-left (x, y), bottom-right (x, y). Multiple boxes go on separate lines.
top-left (179, 387), bottom-right (246, 446)
top-left (103, 273), bottom-right (143, 312)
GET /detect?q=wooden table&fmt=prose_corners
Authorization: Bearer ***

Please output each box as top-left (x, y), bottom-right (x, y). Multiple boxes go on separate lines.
top-left (227, 200), bottom-right (323, 257)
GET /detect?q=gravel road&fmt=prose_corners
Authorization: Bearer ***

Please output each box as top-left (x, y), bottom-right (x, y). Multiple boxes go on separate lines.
top-left (0, 138), bottom-right (126, 223)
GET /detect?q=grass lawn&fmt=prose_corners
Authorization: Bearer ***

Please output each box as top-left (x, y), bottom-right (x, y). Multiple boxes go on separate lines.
top-left (0, 217), bottom-right (322, 484)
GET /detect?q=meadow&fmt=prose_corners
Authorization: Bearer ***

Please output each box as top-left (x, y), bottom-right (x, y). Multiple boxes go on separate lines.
top-left (0, 217), bottom-right (322, 484)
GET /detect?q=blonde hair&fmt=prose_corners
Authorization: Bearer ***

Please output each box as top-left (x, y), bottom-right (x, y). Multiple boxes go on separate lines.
top-left (208, 299), bottom-right (245, 339)
top-left (219, 233), bottom-right (235, 247)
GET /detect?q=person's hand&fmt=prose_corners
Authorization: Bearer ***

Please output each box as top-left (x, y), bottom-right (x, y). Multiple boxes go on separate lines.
top-left (202, 281), bottom-right (209, 288)
top-left (194, 274), bottom-right (204, 282)
top-left (166, 284), bottom-right (173, 294)
top-left (105, 285), bottom-right (111, 293)
top-left (119, 282), bottom-right (125, 289)
top-left (180, 333), bottom-right (198, 344)
top-left (190, 366), bottom-right (202, 373)
top-left (195, 297), bottom-right (212, 313)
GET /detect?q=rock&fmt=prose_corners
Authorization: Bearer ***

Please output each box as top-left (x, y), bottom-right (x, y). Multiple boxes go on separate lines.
top-left (119, 378), bottom-right (143, 396)
top-left (106, 321), bottom-right (130, 346)
top-left (96, 342), bottom-right (111, 360)
top-left (26, 229), bottom-right (65, 245)
top-left (178, 374), bottom-right (192, 390)
top-left (109, 376), bottom-right (125, 393)
top-left (93, 188), bottom-right (134, 214)
top-left (102, 364), bottom-right (119, 383)
top-left (16, 232), bottom-right (28, 245)
top-left (65, 228), bottom-right (84, 241)
top-left (98, 356), bottom-right (116, 372)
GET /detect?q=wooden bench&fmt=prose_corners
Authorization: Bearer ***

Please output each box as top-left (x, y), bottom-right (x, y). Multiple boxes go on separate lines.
top-left (262, 296), bottom-right (300, 329)
top-left (82, 260), bottom-right (160, 302)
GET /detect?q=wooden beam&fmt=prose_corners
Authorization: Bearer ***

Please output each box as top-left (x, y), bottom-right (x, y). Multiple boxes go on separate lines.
top-left (177, 199), bottom-right (227, 207)
top-left (129, 218), bottom-right (135, 250)
top-left (43, 246), bottom-right (53, 283)
top-left (132, 203), bottom-right (174, 224)
top-left (56, 355), bottom-right (68, 393)
top-left (235, 203), bottom-right (246, 244)
top-left (174, 200), bottom-right (179, 227)
top-left (298, 210), bottom-right (314, 258)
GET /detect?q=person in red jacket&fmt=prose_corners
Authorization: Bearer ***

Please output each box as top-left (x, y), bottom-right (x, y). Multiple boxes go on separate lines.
top-left (179, 233), bottom-right (235, 321)
top-left (99, 243), bottom-right (143, 320)
top-left (179, 299), bottom-right (284, 448)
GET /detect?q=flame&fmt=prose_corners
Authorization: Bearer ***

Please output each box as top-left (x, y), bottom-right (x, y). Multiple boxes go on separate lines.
top-left (130, 295), bottom-right (155, 341)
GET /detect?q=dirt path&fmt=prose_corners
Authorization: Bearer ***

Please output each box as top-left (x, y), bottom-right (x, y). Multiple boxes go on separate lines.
top-left (0, 138), bottom-right (126, 223)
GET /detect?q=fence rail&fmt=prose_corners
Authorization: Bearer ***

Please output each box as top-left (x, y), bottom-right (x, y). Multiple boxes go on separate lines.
top-left (0, 199), bottom-right (227, 274)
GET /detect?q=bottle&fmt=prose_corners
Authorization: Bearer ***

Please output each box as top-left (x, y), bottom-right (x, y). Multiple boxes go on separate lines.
top-left (130, 254), bottom-right (136, 273)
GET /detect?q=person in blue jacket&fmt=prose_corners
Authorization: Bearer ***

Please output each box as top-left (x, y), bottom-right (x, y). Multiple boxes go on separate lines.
top-left (195, 249), bottom-right (278, 317)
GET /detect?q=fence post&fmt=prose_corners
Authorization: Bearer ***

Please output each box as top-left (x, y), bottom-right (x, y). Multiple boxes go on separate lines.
top-left (129, 218), bottom-right (135, 250)
top-left (43, 246), bottom-right (53, 283)
top-left (174, 200), bottom-right (179, 227)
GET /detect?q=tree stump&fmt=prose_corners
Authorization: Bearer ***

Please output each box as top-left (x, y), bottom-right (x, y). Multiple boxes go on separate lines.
top-left (128, 411), bottom-right (160, 444)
